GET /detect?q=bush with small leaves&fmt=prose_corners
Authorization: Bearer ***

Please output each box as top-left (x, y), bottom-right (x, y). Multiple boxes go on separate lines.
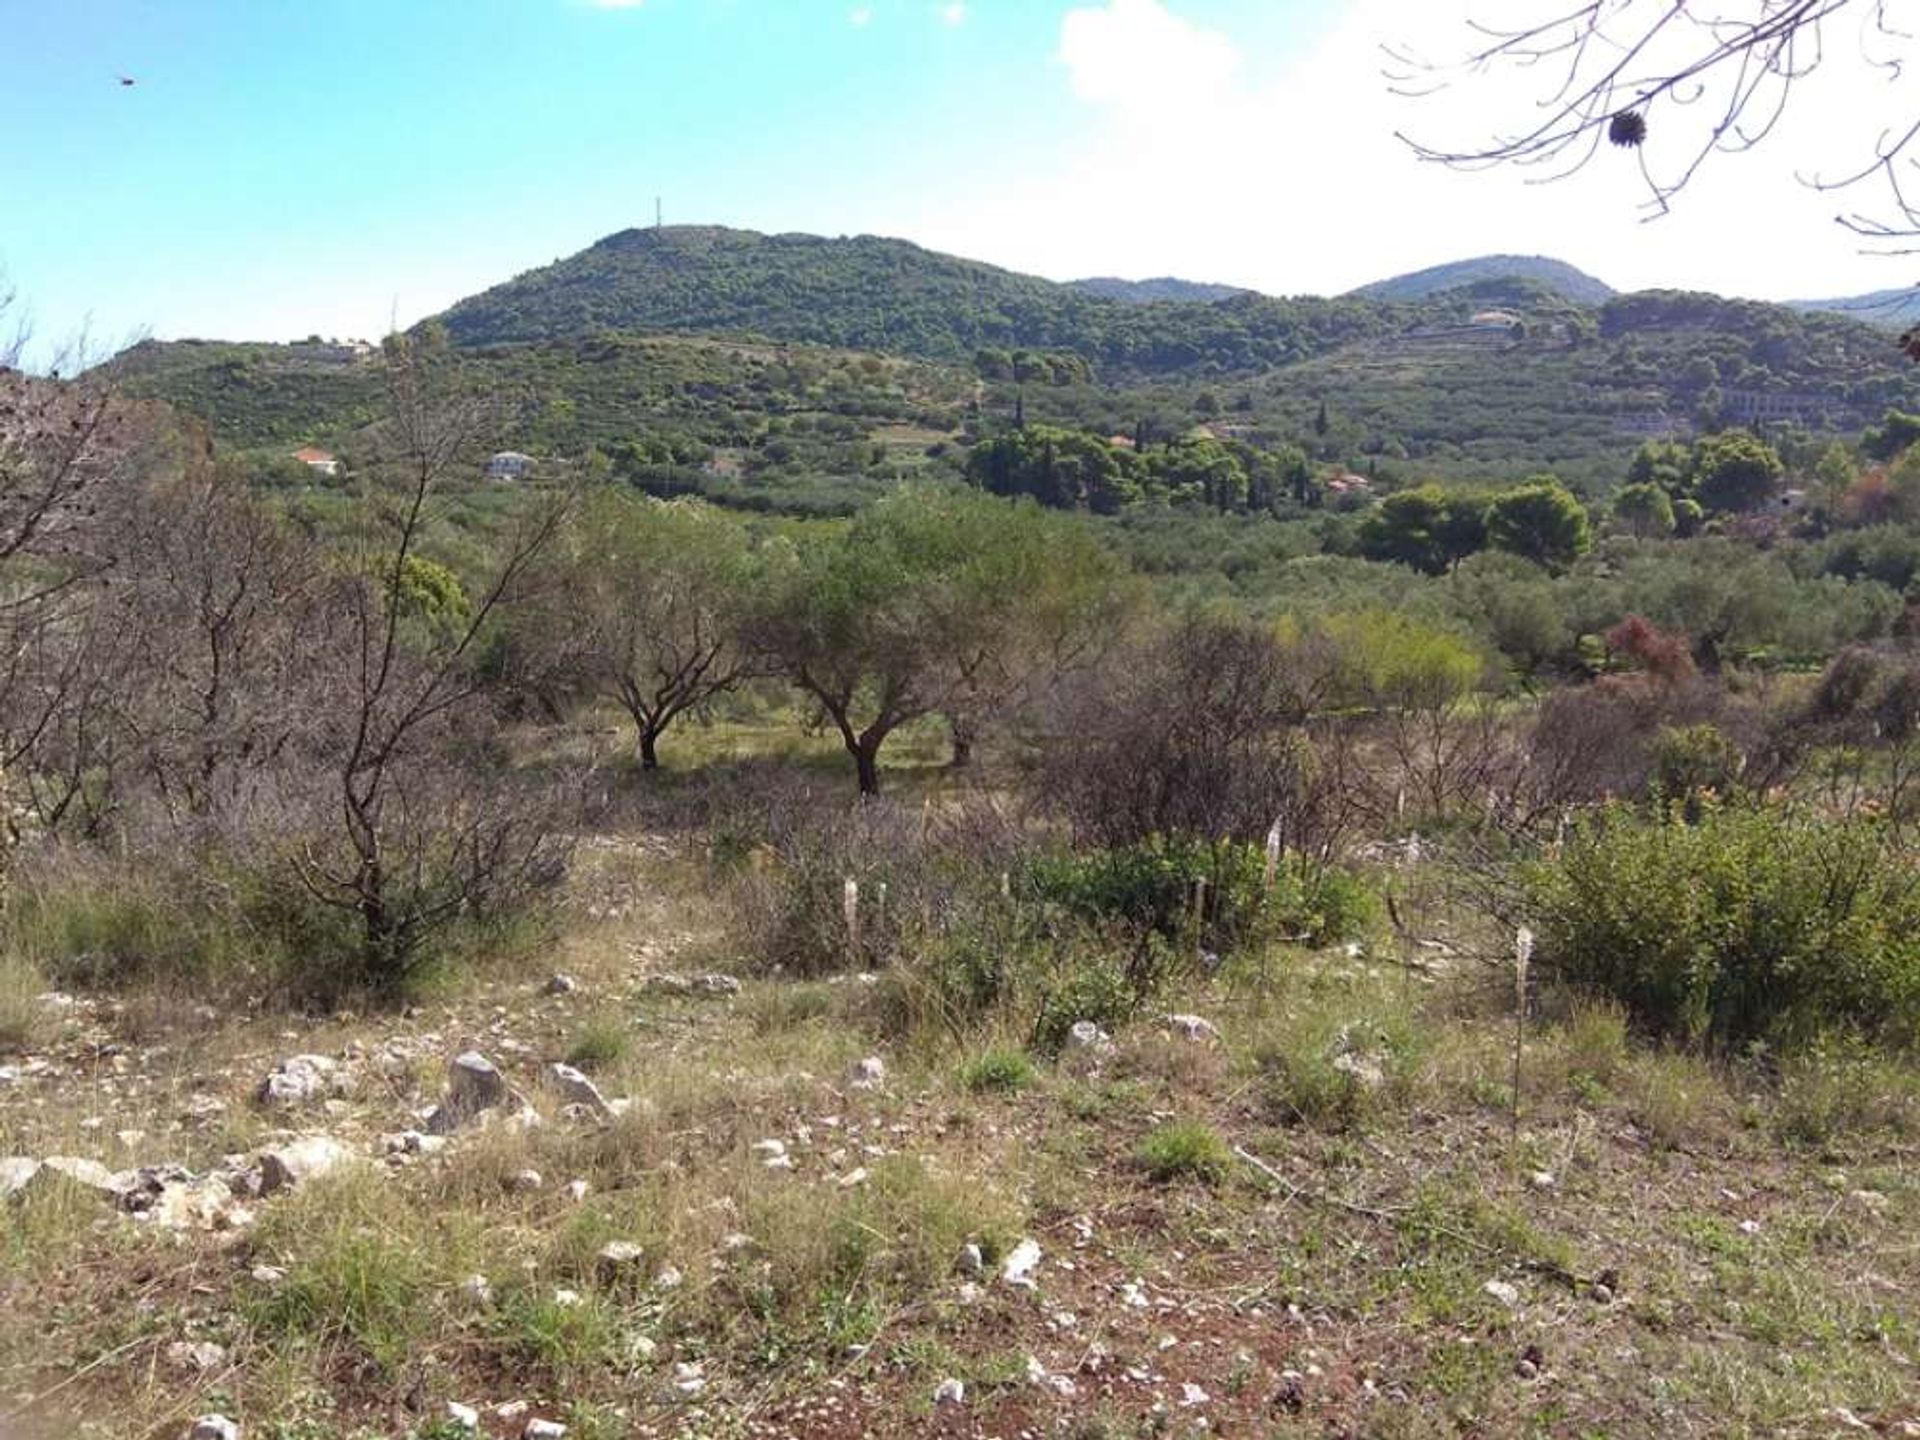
top-left (959, 1047), bottom-right (1037, 1094)
top-left (1525, 800), bottom-right (1920, 1051)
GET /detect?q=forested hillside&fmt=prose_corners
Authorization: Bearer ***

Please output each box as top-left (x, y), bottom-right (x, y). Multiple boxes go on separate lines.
top-left (1351, 254), bottom-right (1616, 305)
top-left (431, 225), bottom-right (1419, 376)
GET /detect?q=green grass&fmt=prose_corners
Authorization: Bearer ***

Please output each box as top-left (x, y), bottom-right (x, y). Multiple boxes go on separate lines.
top-left (565, 1015), bottom-right (633, 1071)
top-left (1135, 1120), bottom-right (1232, 1184)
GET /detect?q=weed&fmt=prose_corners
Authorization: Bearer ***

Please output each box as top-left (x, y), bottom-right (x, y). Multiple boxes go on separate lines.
top-left (1774, 1036), bottom-right (1920, 1147)
top-left (1136, 1119), bottom-right (1232, 1184)
top-left (0, 955), bottom-right (43, 1051)
top-left (566, 1015), bottom-right (633, 1071)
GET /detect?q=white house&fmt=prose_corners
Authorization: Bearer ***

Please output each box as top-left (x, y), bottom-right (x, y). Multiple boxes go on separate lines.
top-left (486, 451), bottom-right (535, 481)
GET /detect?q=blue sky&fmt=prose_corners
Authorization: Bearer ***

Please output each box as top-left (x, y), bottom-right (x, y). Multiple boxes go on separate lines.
top-left (3, 0), bottom-right (1906, 360)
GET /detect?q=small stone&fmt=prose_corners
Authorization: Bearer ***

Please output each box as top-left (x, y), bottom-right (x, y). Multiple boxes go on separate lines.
top-left (848, 1056), bottom-right (886, 1090)
top-left (0, 1157), bottom-right (41, 1197)
top-left (1002, 1237), bottom-right (1042, 1288)
top-left (166, 1340), bottom-right (227, 1373)
top-left (1516, 1357), bottom-right (1540, 1381)
top-left (505, 1168), bottom-right (544, 1194)
top-left (1483, 1279), bottom-right (1521, 1308)
top-left (460, 1274), bottom-right (495, 1306)
top-left (251, 1264), bottom-right (287, 1286)
top-left (956, 1242), bottom-right (984, 1276)
top-left (1165, 1013), bottom-right (1220, 1042)
top-left (427, 1051), bottom-right (510, 1135)
top-left (39, 1156), bottom-right (121, 1195)
top-left (551, 1287), bottom-right (582, 1308)
top-left (672, 1359), bottom-right (707, 1395)
top-left (838, 1166), bottom-right (869, 1188)
top-left (566, 1178), bottom-right (590, 1202)
top-left (523, 1421), bottom-right (568, 1440)
top-left (933, 1377), bottom-right (966, 1406)
top-left (1590, 1282), bottom-right (1615, 1306)
top-left (1331, 1051), bottom-right (1386, 1087)
top-left (597, 1241), bottom-right (645, 1281)
top-left (750, 1138), bottom-right (791, 1170)
top-left (1180, 1382), bottom-right (1211, 1407)
top-left (545, 973), bottom-right (579, 995)
top-left (382, 1130), bottom-right (447, 1158)
top-left (654, 1264), bottom-right (684, 1290)
top-left (188, 1418), bottom-right (240, 1440)
top-left (257, 1135), bottom-right (350, 1195)
top-left (257, 1054), bottom-right (339, 1108)
top-left (1065, 1020), bottom-right (1111, 1050)
top-left (1527, 1170), bottom-right (1556, 1190)
top-left (546, 1062), bottom-right (616, 1120)
top-left (446, 1401), bottom-right (480, 1431)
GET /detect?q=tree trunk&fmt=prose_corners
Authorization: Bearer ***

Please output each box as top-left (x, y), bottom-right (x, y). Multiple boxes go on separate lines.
top-left (949, 716), bottom-right (975, 769)
top-left (853, 737), bottom-right (882, 797)
top-left (639, 725), bottom-right (661, 771)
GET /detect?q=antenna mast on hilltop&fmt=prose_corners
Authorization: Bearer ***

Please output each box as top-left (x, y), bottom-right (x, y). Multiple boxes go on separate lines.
top-left (655, 197), bottom-right (663, 229)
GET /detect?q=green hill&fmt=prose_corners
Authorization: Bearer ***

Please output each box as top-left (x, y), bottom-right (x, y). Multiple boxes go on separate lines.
top-left (1352, 254), bottom-right (1615, 306)
top-left (431, 225), bottom-right (1416, 378)
top-left (110, 230), bottom-right (1920, 517)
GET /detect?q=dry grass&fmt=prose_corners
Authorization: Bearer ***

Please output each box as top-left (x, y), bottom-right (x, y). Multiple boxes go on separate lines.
top-left (1, 842), bottom-right (1916, 1440)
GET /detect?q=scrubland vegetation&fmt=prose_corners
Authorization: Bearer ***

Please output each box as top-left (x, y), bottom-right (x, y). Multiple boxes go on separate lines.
top-left (5, 258), bottom-right (1920, 1438)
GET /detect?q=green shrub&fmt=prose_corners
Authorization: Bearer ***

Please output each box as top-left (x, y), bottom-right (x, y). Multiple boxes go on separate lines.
top-left (1023, 835), bottom-right (1377, 953)
top-left (959, 1047), bottom-right (1037, 1094)
top-left (1648, 723), bottom-right (1743, 804)
top-left (1024, 835), bottom-right (1270, 952)
top-left (566, 1018), bottom-right (632, 1071)
top-left (1272, 859), bottom-right (1381, 948)
top-left (1524, 801), bottom-right (1920, 1051)
top-left (1028, 940), bottom-right (1150, 1055)
top-left (1135, 1120), bottom-right (1232, 1183)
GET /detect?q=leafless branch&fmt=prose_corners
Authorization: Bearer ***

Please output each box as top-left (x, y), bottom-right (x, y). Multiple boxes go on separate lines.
top-left (1390, 1), bottom-right (1920, 243)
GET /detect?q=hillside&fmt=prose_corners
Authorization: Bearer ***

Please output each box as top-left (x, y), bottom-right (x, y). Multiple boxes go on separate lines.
top-left (1352, 254), bottom-right (1616, 306)
top-left (108, 225), bottom-right (1920, 516)
top-left (1069, 276), bottom-right (1251, 304)
top-left (430, 225), bottom-right (1416, 377)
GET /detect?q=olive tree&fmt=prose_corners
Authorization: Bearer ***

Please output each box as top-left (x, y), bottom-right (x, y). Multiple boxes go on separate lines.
top-left (753, 488), bottom-right (1121, 795)
top-left (529, 491), bottom-right (759, 770)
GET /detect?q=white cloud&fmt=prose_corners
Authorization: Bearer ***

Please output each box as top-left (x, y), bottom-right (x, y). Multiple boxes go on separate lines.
top-left (850, 6), bottom-right (873, 26)
top-left (907, 0), bottom-right (1910, 302)
top-left (937, 3), bottom-right (967, 27)
top-left (1057, 0), bottom-right (1240, 108)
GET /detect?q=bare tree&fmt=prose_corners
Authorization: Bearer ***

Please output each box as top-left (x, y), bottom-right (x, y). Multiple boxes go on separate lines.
top-left (108, 428), bottom-right (323, 821)
top-left (293, 328), bottom-right (575, 990)
top-left (1390, 1), bottom-right (1920, 250)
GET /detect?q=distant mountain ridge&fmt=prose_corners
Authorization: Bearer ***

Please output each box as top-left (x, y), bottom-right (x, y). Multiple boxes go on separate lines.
top-left (1351, 255), bottom-right (1616, 306)
top-left (1788, 288), bottom-right (1920, 330)
top-left (1068, 276), bottom-right (1251, 304)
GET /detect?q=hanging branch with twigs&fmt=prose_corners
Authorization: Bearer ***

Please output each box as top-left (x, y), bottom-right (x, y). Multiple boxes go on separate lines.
top-left (1386, 0), bottom-right (1920, 251)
